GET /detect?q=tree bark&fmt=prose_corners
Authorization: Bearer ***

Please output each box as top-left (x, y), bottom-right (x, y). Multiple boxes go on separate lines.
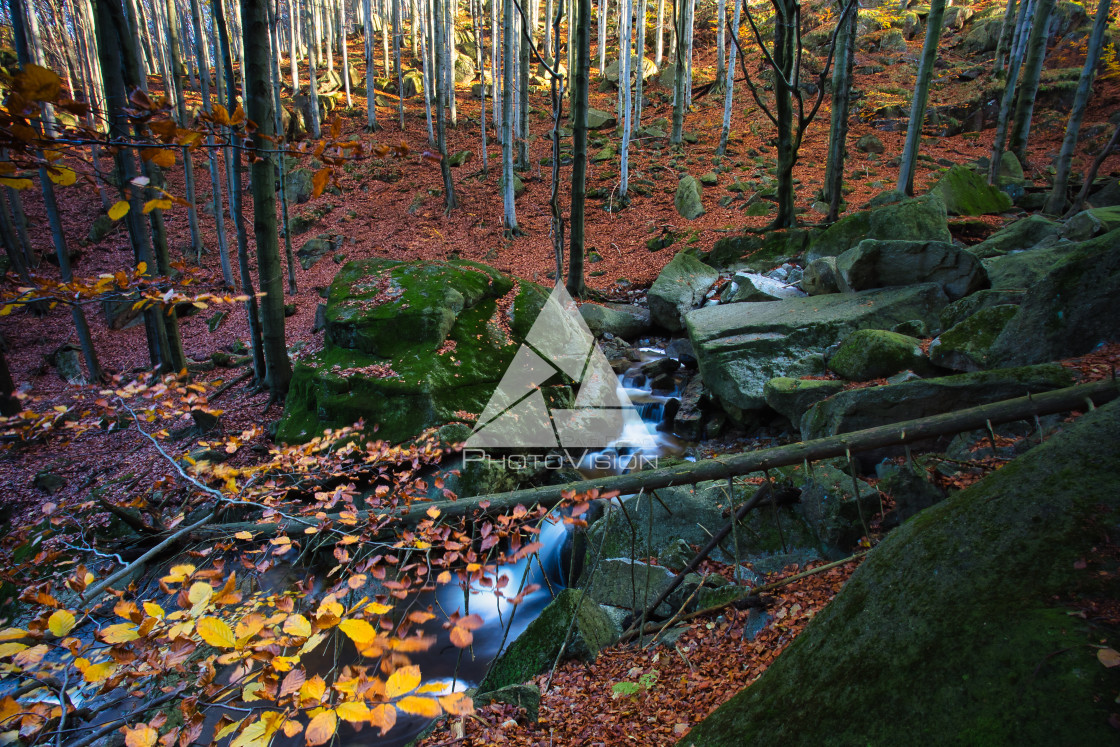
top-left (822, 0), bottom-right (856, 221)
top-left (1007, 0), bottom-right (1056, 164)
top-left (896, 0), bottom-right (946, 196)
top-left (566, 0), bottom-right (589, 297)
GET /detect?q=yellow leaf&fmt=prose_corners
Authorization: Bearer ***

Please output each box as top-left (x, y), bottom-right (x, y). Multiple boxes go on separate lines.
top-left (242, 681), bottom-right (265, 702)
top-left (0, 177), bottom-right (33, 190)
top-left (82, 661), bottom-right (116, 683)
top-left (142, 148), bottom-right (176, 168)
top-left (234, 531), bottom-right (254, 540)
top-left (438, 692), bottom-right (473, 716)
top-left (143, 602), bottom-right (165, 620)
top-left (300, 675), bottom-right (327, 704)
top-left (48, 166), bottom-right (77, 186)
top-left (336, 701), bottom-right (370, 723)
top-left (48, 610), bottom-right (76, 637)
top-left (213, 718), bottom-right (243, 742)
top-left (304, 709), bottom-right (337, 747)
top-left (228, 714), bottom-right (277, 747)
top-left (187, 582), bottom-right (213, 607)
top-left (108, 200), bottom-right (130, 221)
top-left (396, 696), bottom-right (441, 718)
top-left (196, 616), bottom-right (236, 648)
top-left (1098, 647), bottom-right (1120, 668)
top-left (142, 198), bottom-right (173, 214)
top-left (15, 64), bottom-right (61, 102)
top-left (365, 601), bottom-right (393, 615)
top-left (0, 643), bottom-right (28, 658)
top-left (311, 167), bottom-right (331, 200)
top-left (0, 629), bottom-right (27, 642)
top-left (99, 623), bottom-right (140, 644)
top-left (384, 665), bottom-right (421, 699)
top-left (368, 704), bottom-right (396, 734)
top-left (338, 619), bottom-right (375, 646)
top-left (122, 724), bottom-right (158, 747)
top-left (282, 614), bottom-right (312, 638)
top-left (298, 631), bottom-right (327, 655)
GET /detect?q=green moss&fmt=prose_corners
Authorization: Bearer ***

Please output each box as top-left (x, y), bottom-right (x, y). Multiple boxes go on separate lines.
top-left (828, 329), bottom-right (927, 381)
top-left (931, 165), bottom-right (1014, 216)
top-left (680, 400), bottom-right (1120, 746)
top-left (932, 304), bottom-right (1020, 371)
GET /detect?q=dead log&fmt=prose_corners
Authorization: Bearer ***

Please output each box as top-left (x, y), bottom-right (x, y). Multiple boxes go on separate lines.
top-left (195, 379), bottom-right (1120, 540)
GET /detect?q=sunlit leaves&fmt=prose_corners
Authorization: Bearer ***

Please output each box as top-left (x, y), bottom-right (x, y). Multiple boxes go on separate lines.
top-left (122, 724), bottom-right (158, 747)
top-left (99, 623), bottom-right (140, 644)
top-left (311, 167), bottom-right (331, 200)
top-left (196, 617), bottom-right (236, 648)
top-left (397, 696), bottom-right (441, 718)
top-left (46, 610), bottom-right (76, 637)
top-left (336, 701), bottom-right (370, 723)
top-left (282, 614), bottom-right (312, 638)
top-left (142, 198), bottom-right (173, 214)
top-left (1098, 647), bottom-right (1120, 668)
top-left (304, 709), bottom-right (336, 746)
top-left (338, 619), bottom-right (376, 647)
top-left (108, 200), bottom-right (130, 221)
top-left (385, 665), bottom-right (421, 699)
top-left (47, 166), bottom-right (76, 186)
top-left (12, 64), bottom-right (61, 103)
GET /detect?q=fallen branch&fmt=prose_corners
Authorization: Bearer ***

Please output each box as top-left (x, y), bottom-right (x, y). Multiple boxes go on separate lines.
top-left (194, 379), bottom-right (1120, 540)
top-left (206, 368), bottom-right (254, 403)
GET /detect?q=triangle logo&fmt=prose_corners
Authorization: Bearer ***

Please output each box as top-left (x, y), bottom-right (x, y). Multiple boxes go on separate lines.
top-left (465, 284), bottom-right (656, 450)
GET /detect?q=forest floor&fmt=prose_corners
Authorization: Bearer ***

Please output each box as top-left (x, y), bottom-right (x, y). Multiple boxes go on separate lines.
top-left (2, 4), bottom-right (1120, 745)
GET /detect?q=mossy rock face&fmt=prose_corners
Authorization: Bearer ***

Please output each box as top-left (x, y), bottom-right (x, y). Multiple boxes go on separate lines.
top-left (930, 164), bottom-right (1013, 216)
top-left (648, 252), bottom-right (719, 331)
top-left (477, 589), bottom-right (618, 694)
top-left (680, 398), bottom-right (1120, 747)
top-left (763, 377), bottom-right (846, 424)
top-left (836, 239), bottom-right (989, 301)
top-left (800, 363), bottom-right (1073, 440)
top-left (703, 229), bottom-right (815, 270)
top-left (1061, 206), bottom-right (1120, 242)
top-left (674, 175), bottom-right (705, 220)
top-left (828, 329), bottom-right (928, 381)
top-left (939, 288), bottom-right (1024, 329)
top-left (967, 214), bottom-right (1061, 259)
top-left (808, 194), bottom-right (951, 261)
top-left (276, 258), bottom-right (520, 444)
top-left (929, 304), bottom-right (1020, 372)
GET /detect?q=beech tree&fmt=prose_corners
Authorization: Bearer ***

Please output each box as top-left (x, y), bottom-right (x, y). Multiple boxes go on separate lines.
top-left (896, 0), bottom-right (946, 197)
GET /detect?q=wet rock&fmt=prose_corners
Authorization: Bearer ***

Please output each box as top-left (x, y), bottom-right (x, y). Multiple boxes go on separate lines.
top-left (674, 375), bottom-right (705, 440)
top-left (722, 272), bottom-right (806, 303)
top-left (648, 253), bottom-right (719, 331)
top-left (763, 377), bottom-right (845, 425)
top-left (579, 303), bottom-right (651, 339)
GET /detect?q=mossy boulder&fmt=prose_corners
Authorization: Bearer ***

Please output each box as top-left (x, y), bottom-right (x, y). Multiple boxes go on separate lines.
top-left (836, 239), bottom-right (989, 301)
top-left (930, 164), bottom-right (1013, 216)
top-left (674, 175), bottom-right (705, 220)
top-left (938, 288), bottom-right (1024, 329)
top-left (800, 364), bottom-right (1073, 440)
top-left (584, 107), bottom-right (617, 130)
top-left (763, 377), bottom-right (846, 424)
top-left (284, 167), bottom-right (315, 204)
top-left (807, 194), bottom-right (951, 261)
top-left (603, 55), bottom-right (658, 85)
top-left (929, 304), bottom-right (1020, 372)
top-left (276, 258), bottom-right (521, 444)
top-left (828, 329), bottom-right (929, 381)
top-left (800, 256), bottom-right (840, 295)
top-left (477, 589), bottom-right (619, 694)
top-left (399, 69), bottom-right (424, 98)
top-left (1061, 205), bottom-right (1120, 242)
top-left (648, 253), bottom-right (719, 331)
top-left (296, 233), bottom-right (343, 270)
top-left (579, 302), bottom-right (652, 339)
top-left (966, 214), bottom-right (1061, 259)
top-left (987, 227), bottom-right (1120, 366)
top-left (703, 229), bottom-right (814, 270)
top-left (680, 398), bottom-right (1120, 747)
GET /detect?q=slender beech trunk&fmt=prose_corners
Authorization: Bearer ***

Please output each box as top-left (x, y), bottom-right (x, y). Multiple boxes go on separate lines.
top-left (243, 0), bottom-right (292, 398)
top-left (566, 0), bottom-right (589, 297)
top-left (516, 0), bottom-right (529, 168)
top-left (655, 0), bottom-right (663, 67)
top-left (1044, 0), bottom-right (1112, 215)
top-left (307, 0), bottom-right (323, 137)
top-left (634, 0), bottom-right (646, 127)
top-left (619, 0), bottom-right (631, 198)
top-left (501, 0), bottom-right (519, 233)
top-left (1007, 0), bottom-right (1056, 165)
top-left (268, 0), bottom-right (298, 293)
top-left (472, 0), bottom-right (488, 174)
top-left (289, 0), bottom-right (300, 89)
top-left (669, 0), bottom-right (686, 143)
top-left (433, 0), bottom-right (458, 210)
top-left (993, 0), bottom-right (1018, 74)
top-left (341, 0), bottom-right (353, 107)
top-left (165, 0), bottom-right (204, 260)
top-left (716, 0), bottom-right (738, 156)
top-left (363, 0), bottom-right (380, 128)
top-left (823, 0), bottom-right (856, 221)
top-left (897, 0), bottom-right (946, 196)
top-left (988, 0), bottom-right (1032, 183)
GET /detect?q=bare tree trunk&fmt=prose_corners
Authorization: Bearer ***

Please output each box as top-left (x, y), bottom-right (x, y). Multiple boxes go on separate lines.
top-left (823, 0), bottom-right (856, 221)
top-left (501, 0), bottom-right (519, 233)
top-left (716, 0), bottom-right (738, 156)
top-left (433, 0), bottom-right (458, 211)
top-left (988, 0), bottom-right (1032, 184)
top-left (896, 0), bottom-right (946, 196)
top-left (566, 0), bottom-right (589, 297)
top-left (619, 0), bottom-right (631, 198)
top-left (472, 0), bottom-right (488, 174)
top-left (165, 0), bottom-right (205, 260)
top-left (1007, 0), bottom-right (1056, 165)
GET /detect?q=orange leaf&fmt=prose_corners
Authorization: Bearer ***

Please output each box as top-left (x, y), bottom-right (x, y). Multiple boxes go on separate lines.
top-left (449, 626), bottom-right (473, 648)
top-left (122, 724), bottom-right (158, 747)
top-left (368, 704), bottom-right (396, 735)
top-left (304, 710), bottom-right (336, 747)
top-left (396, 696), bottom-right (440, 718)
top-left (311, 168), bottom-right (331, 199)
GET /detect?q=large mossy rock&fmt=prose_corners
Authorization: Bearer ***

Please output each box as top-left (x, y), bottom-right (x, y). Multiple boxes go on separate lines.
top-left (930, 164), bottom-right (1013, 216)
top-left (648, 253), bottom-right (719, 331)
top-left (579, 302), bottom-right (652, 339)
top-left (966, 214), bottom-right (1062, 259)
top-left (603, 54), bottom-right (658, 85)
top-left (982, 240), bottom-right (1078, 290)
top-left (684, 285), bottom-right (948, 418)
top-left (836, 239), bottom-right (989, 301)
top-left (929, 304), bottom-right (1020, 372)
top-left (674, 175), bottom-right (705, 220)
top-left (828, 329), bottom-right (928, 381)
top-left (763, 377), bottom-right (846, 424)
top-left (1061, 205), bottom-right (1120, 242)
top-left (987, 227), bottom-right (1120, 366)
top-left (800, 364), bottom-right (1073, 440)
top-left (807, 194), bottom-right (951, 261)
top-left (477, 589), bottom-right (618, 694)
top-left (584, 107), bottom-right (617, 130)
top-left (679, 398), bottom-right (1120, 747)
top-left (277, 258), bottom-right (524, 444)
top-left (703, 229), bottom-right (815, 270)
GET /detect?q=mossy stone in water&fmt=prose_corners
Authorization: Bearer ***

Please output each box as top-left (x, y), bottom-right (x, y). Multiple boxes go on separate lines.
top-left (828, 329), bottom-right (928, 381)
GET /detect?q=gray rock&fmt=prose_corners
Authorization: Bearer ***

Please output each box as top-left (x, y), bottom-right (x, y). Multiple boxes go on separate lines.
top-left (938, 289), bottom-right (1025, 329)
top-left (579, 303), bottom-right (652, 339)
top-left (930, 164), bottom-right (1013, 216)
top-left (808, 194), bottom-right (951, 261)
top-left (477, 589), bottom-right (618, 694)
top-left (1061, 206), bottom-right (1120, 242)
top-left (297, 233), bottom-right (344, 270)
top-left (50, 344), bottom-right (87, 385)
top-left (586, 559), bottom-right (677, 616)
top-left (603, 55), bottom-right (658, 85)
top-left (674, 375), bottom-right (705, 440)
top-left (284, 167), bottom-right (315, 205)
top-left (448, 149), bottom-right (474, 167)
top-left (929, 304), bottom-right (1020, 372)
top-left (648, 253), bottom-right (719, 331)
top-left (699, 170), bottom-right (720, 186)
top-left (666, 337), bottom-right (697, 366)
top-left (585, 107), bottom-right (617, 130)
top-left (1087, 178), bottom-right (1120, 208)
top-left (967, 214), bottom-right (1062, 259)
top-left (856, 134), bottom-right (884, 154)
top-left (987, 227), bottom-right (1120, 366)
top-left (879, 28), bottom-right (907, 52)
top-left (722, 272), bottom-right (806, 303)
top-left (800, 364), bottom-right (1074, 440)
top-left (685, 284), bottom-right (948, 417)
top-left (800, 256), bottom-right (841, 296)
top-left (33, 471), bottom-right (66, 494)
top-left (453, 54), bottom-right (475, 84)
top-left (674, 174), bottom-right (705, 220)
top-left (88, 214), bottom-right (115, 243)
top-left (763, 377), bottom-right (846, 425)
top-left (995, 151), bottom-right (1025, 187)
top-left (828, 329), bottom-right (929, 381)
top-left (836, 239), bottom-right (989, 301)
top-left (399, 69), bottom-right (424, 98)
top-left (876, 463), bottom-right (946, 523)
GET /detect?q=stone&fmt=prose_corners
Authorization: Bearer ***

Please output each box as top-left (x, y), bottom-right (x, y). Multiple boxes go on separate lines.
top-left (793, 463), bottom-right (880, 554)
top-left (88, 214), bottom-right (116, 243)
top-left (453, 53), bottom-right (475, 84)
top-left (648, 253), bottom-right (719, 331)
top-left (584, 107), bottom-right (617, 130)
top-left (800, 257), bottom-right (841, 295)
top-left (477, 589), bottom-right (618, 694)
top-left (942, 5), bottom-right (974, 31)
top-left (674, 175), bottom-right (705, 220)
top-left (276, 258), bottom-right (521, 444)
top-left (835, 239), bottom-right (989, 301)
top-left (855, 134), bottom-right (884, 154)
top-left (284, 167), bottom-right (315, 205)
top-left (296, 233), bottom-right (344, 270)
top-left (33, 471), bottom-right (66, 494)
top-left (987, 228), bottom-right (1120, 366)
top-left (763, 377), bottom-right (845, 425)
top-left (704, 229), bottom-right (815, 271)
top-left (50, 344), bottom-right (86, 385)
top-left (591, 143), bottom-right (616, 163)
top-left (603, 55), bottom-right (658, 85)
top-left (800, 364), bottom-right (1073, 440)
top-left (1061, 206), bottom-right (1120, 242)
top-left (1087, 178), bottom-right (1120, 208)
top-left (666, 337), bottom-right (697, 366)
top-left (966, 214), bottom-right (1062, 259)
top-left (399, 69), bottom-right (424, 98)
top-left (982, 240), bottom-right (1077, 291)
top-left (807, 194), bottom-right (951, 261)
top-left (500, 173), bottom-right (526, 199)
top-left (995, 150), bottom-right (1025, 187)
top-left (722, 272), bottom-right (806, 303)
top-left (878, 28), bottom-right (907, 52)
top-left (828, 329), bottom-right (929, 381)
top-left (674, 375), bottom-right (705, 440)
top-left (699, 170), bottom-right (719, 186)
top-left (877, 462), bottom-right (946, 523)
top-left (930, 164), bottom-right (1013, 216)
top-left (938, 289), bottom-right (1024, 330)
top-left (579, 303), bottom-right (652, 339)
top-left (929, 304), bottom-right (1020, 372)
top-left (681, 399), bottom-right (1120, 747)
top-left (586, 559), bottom-right (678, 616)
top-left (448, 149), bottom-right (473, 167)
top-left (102, 294), bottom-right (145, 331)
top-left (686, 284), bottom-right (949, 418)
